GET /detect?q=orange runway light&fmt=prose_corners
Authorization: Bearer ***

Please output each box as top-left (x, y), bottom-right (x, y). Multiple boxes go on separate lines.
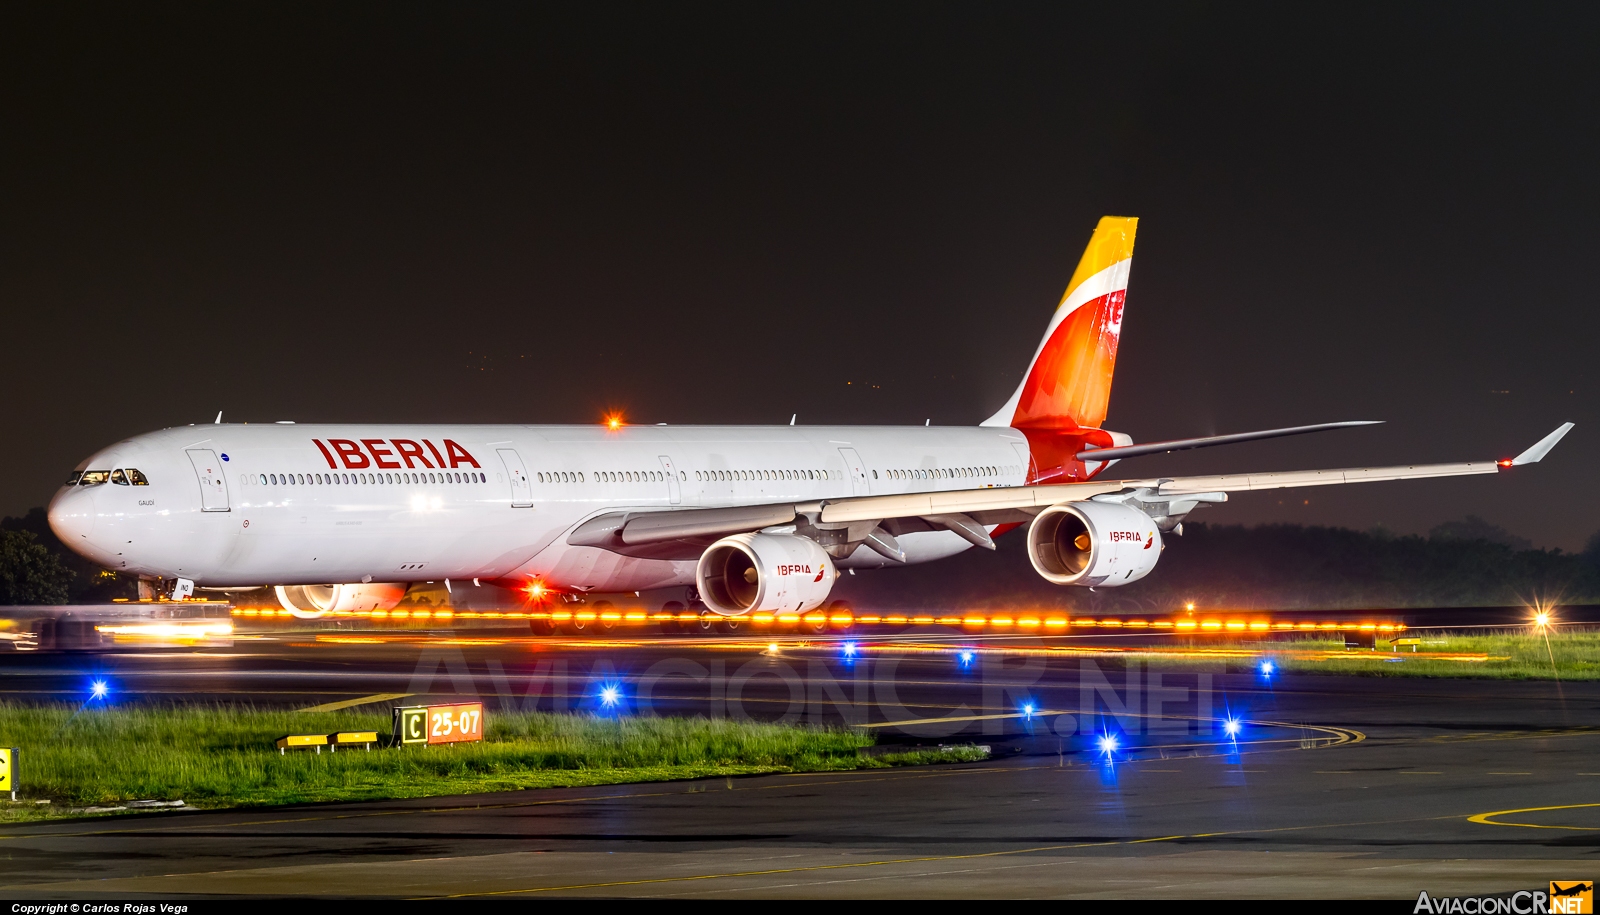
top-left (962, 616), bottom-right (986, 626)
top-left (1248, 621), bottom-right (1269, 632)
top-left (1019, 617), bottom-right (1041, 628)
top-left (913, 615), bottom-right (934, 625)
top-left (886, 615), bottom-right (908, 625)
top-left (1200, 620), bottom-right (1222, 631)
top-left (830, 613), bottom-right (852, 624)
top-left (1072, 619), bottom-right (1096, 627)
top-left (860, 615), bottom-right (883, 624)
top-left (1045, 618), bottom-right (1067, 628)
top-left (937, 616), bottom-right (960, 626)
top-left (991, 616), bottom-right (1014, 627)
top-left (753, 612), bottom-right (775, 625)
top-left (1099, 619), bottom-right (1123, 628)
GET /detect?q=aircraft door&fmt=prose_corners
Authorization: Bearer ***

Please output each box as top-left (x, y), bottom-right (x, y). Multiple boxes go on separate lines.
top-left (838, 448), bottom-right (869, 496)
top-left (658, 455), bottom-right (681, 504)
top-left (1011, 442), bottom-right (1036, 482)
top-left (186, 449), bottom-right (230, 512)
top-left (497, 449), bottom-right (534, 508)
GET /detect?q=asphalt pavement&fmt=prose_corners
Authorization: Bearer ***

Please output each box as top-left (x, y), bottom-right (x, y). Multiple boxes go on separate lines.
top-left (2, 632), bottom-right (1598, 899)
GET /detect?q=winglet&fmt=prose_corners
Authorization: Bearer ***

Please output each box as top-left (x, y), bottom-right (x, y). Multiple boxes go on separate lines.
top-left (1508, 422), bottom-right (1575, 466)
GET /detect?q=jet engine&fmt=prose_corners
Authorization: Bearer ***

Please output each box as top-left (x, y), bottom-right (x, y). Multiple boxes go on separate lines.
top-left (1027, 501), bottom-right (1162, 587)
top-left (275, 583), bottom-right (409, 619)
top-left (696, 532), bottom-right (836, 616)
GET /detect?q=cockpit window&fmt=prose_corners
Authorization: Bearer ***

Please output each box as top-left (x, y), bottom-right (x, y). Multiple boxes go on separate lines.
top-left (110, 469), bottom-right (129, 485)
top-left (64, 471), bottom-right (83, 487)
top-left (128, 469), bottom-right (149, 485)
top-left (79, 470), bottom-right (111, 486)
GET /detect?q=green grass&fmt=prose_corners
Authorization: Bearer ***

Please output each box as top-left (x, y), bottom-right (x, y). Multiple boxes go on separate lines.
top-left (0, 705), bottom-right (984, 822)
top-left (1152, 629), bottom-right (1600, 679)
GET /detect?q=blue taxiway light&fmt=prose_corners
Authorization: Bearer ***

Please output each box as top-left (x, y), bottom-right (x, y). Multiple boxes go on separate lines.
top-left (90, 680), bottom-right (108, 700)
top-left (1223, 718), bottom-right (1242, 738)
top-left (1022, 702), bottom-right (1035, 719)
top-left (958, 650), bottom-right (975, 666)
top-left (842, 642), bottom-right (857, 657)
top-left (1097, 733), bottom-right (1119, 754)
top-left (1259, 660), bottom-right (1275, 676)
top-left (599, 684), bottom-right (622, 708)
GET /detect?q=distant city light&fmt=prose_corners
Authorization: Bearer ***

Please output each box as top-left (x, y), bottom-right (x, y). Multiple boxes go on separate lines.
top-left (1534, 611), bottom-right (1551, 629)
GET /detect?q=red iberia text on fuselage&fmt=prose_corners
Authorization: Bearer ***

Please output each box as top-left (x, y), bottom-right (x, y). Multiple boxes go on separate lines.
top-left (312, 438), bottom-right (482, 471)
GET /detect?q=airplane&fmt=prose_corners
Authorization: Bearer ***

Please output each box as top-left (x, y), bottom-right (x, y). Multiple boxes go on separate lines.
top-left (47, 216), bottom-right (1573, 631)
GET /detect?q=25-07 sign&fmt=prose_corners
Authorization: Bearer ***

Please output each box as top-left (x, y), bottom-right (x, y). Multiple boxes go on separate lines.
top-left (394, 702), bottom-right (484, 746)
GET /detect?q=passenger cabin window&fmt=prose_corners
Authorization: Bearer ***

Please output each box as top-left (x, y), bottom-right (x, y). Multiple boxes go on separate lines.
top-left (79, 470), bottom-right (111, 486)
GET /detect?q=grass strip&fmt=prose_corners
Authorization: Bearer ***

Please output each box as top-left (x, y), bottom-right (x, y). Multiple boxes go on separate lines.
top-left (0, 704), bottom-right (983, 822)
top-left (1142, 629), bottom-right (1600, 679)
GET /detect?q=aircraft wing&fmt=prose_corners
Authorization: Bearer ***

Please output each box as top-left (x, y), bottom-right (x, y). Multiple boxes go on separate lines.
top-left (568, 423), bottom-right (1573, 556)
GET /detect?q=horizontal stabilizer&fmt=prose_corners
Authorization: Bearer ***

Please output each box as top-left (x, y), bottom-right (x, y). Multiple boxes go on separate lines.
top-left (1510, 422), bottom-right (1575, 465)
top-left (1075, 421), bottom-right (1382, 463)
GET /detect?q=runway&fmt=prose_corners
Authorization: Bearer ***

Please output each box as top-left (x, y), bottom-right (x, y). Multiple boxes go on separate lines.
top-left (3, 633), bottom-right (1599, 898)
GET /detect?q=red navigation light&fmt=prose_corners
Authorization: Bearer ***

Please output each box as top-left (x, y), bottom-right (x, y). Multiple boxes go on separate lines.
top-left (603, 412), bottom-right (625, 431)
top-left (1497, 459), bottom-right (1514, 468)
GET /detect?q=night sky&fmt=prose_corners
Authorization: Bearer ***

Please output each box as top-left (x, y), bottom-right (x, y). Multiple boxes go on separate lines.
top-left (3, 3), bottom-right (1596, 549)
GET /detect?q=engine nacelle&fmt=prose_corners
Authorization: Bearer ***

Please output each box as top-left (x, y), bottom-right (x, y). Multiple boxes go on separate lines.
top-left (696, 533), bottom-right (836, 616)
top-left (275, 583), bottom-right (409, 619)
top-left (1027, 501), bottom-right (1162, 587)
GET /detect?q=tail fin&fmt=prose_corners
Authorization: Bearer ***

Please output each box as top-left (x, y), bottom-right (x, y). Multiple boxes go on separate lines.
top-left (982, 216), bottom-right (1137, 430)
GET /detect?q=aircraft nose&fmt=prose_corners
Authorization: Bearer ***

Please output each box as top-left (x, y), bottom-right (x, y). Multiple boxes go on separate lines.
top-left (48, 485), bottom-right (96, 545)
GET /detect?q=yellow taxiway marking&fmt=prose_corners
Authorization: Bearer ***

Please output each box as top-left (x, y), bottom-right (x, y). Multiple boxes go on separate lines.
top-left (433, 807), bottom-right (1480, 898)
top-left (297, 693), bottom-right (413, 713)
top-left (1468, 803), bottom-right (1600, 830)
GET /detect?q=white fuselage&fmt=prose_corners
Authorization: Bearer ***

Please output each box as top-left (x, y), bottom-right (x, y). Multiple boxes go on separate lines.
top-left (48, 423), bottom-right (1035, 592)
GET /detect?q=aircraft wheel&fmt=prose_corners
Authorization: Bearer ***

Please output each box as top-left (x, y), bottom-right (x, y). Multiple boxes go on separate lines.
top-left (592, 600), bottom-right (617, 634)
top-left (529, 618), bottom-right (557, 636)
top-left (716, 615), bottom-right (745, 634)
top-left (659, 601), bottom-right (685, 634)
top-left (690, 610), bottom-right (718, 635)
top-left (827, 600), bottom-right (855, 632)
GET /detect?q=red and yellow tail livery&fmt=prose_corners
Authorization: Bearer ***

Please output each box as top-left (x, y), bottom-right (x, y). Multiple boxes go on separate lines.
top-left (985, 215), bottom-right (1138, 481)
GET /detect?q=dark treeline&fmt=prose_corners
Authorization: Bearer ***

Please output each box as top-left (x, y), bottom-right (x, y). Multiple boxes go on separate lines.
top-left (835, 519), bottom-right (1600, 613)
top-left (0, 507), bottom-right (138, 604)
top-left (2, 504), bottom-right (1597, 612)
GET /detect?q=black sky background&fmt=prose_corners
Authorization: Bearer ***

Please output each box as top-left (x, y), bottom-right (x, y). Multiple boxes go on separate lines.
top-left (2, 3), bottom-right (1596, 548)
